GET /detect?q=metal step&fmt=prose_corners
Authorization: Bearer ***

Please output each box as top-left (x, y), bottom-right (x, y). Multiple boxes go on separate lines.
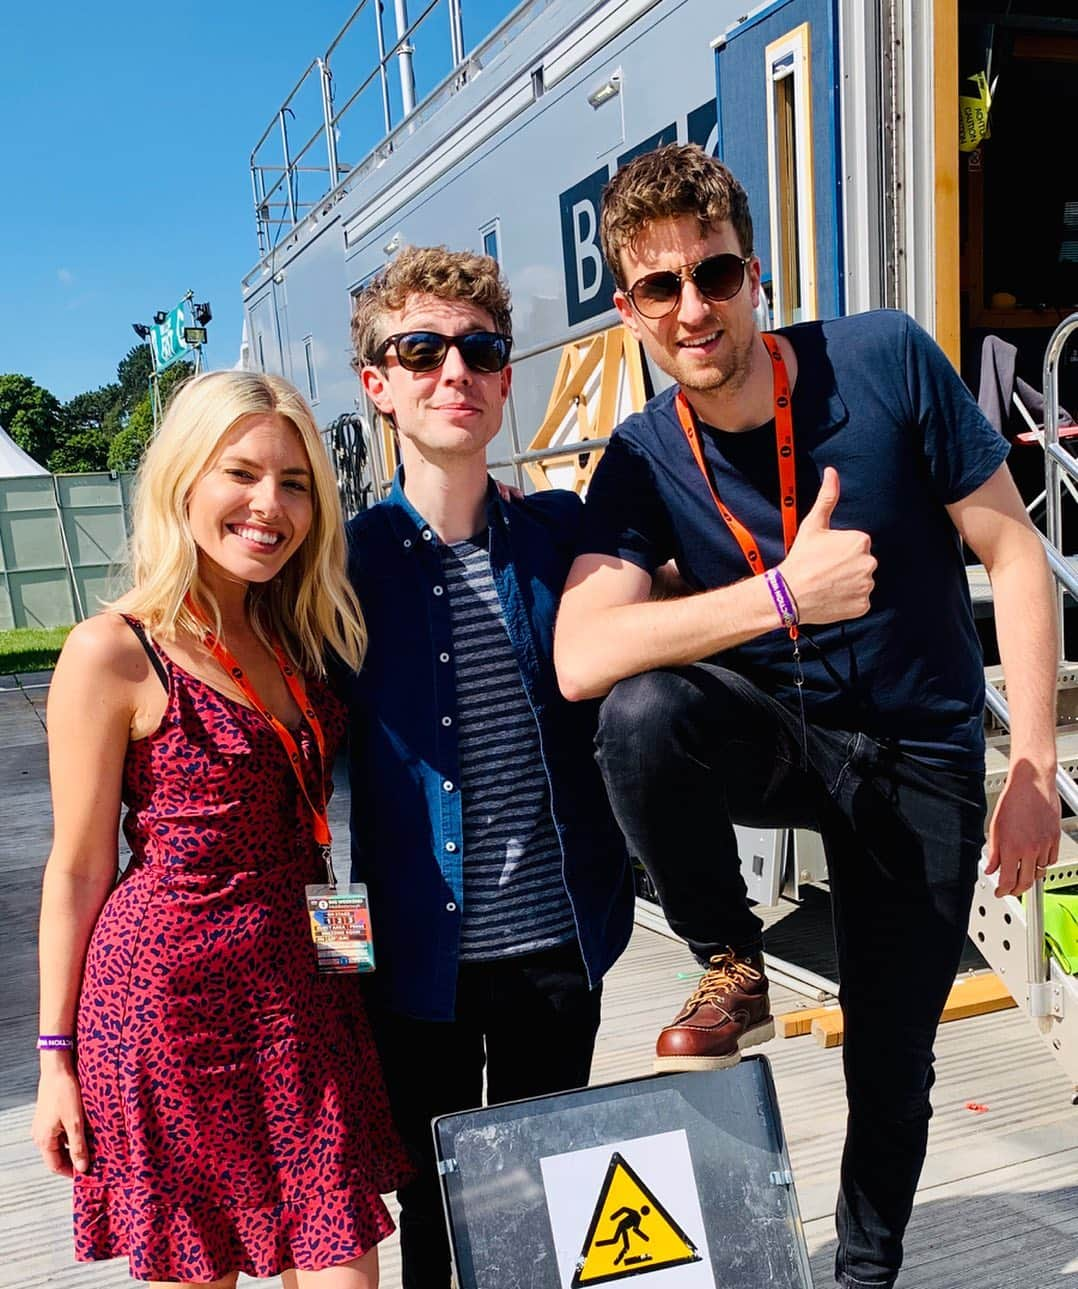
top-left (984, 726), bottom-right (1078, 818)
top-left (971, 318), bottom-right (1078, 1092)
top-left (975, 661), bottom-right (1078, 1091)
top-left (983, 660), bottom-right (1078, 729)
top-left (983, 661), bottom-right (1078, 821)
top-left (969, 862), bottom-right (1078, 1089)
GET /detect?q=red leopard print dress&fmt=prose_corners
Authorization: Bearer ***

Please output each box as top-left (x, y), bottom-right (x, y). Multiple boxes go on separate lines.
top-left (72, 638), bottom-right (412, 1281)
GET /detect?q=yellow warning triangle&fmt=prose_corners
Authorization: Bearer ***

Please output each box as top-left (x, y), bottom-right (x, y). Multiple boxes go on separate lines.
top-left (571, 1151), bottom-right (701, 1285)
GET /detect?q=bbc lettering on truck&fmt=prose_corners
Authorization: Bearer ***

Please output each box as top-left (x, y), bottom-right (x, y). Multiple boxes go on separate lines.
top-left (558, 100), bottom-right (718, 327)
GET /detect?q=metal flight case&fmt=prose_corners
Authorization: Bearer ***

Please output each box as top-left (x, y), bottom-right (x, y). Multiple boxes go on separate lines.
top-left (433, 1055), bottom-right (814, 1289)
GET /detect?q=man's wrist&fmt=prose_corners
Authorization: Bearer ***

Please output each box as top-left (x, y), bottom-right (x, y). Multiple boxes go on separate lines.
top-left (1006, 744), bottom-right (1059, 778)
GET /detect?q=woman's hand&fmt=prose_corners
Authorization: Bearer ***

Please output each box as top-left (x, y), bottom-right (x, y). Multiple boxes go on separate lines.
top-left (32, 1060), bottom-right (90, 1177)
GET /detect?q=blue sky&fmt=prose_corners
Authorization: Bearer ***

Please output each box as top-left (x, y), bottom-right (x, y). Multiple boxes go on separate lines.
top-left (1, 1), bottom-right (512, 404)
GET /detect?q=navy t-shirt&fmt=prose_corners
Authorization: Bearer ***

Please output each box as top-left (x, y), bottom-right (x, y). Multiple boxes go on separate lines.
top-left (580, 310), bottom-right (1010, 768)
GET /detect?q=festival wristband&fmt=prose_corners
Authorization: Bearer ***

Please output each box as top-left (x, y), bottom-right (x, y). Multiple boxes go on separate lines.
top-left (764, 568), bottom-right (799, 630)
top-left (37, 1035), bottom-right (74, 1051)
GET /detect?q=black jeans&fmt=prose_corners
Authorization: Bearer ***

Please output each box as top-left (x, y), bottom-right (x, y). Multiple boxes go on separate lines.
top-left (595, 664), bottom-right (985, 1289)
top-left (369, 940), bottom-right (602, 1289)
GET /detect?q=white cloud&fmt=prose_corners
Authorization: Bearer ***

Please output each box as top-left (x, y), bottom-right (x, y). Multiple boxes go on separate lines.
top-left (57, 267), bottom-right (75, 286)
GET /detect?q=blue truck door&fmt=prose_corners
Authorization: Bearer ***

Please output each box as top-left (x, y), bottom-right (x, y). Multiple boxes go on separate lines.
top-left (714, 0), bottom-right (843, 324)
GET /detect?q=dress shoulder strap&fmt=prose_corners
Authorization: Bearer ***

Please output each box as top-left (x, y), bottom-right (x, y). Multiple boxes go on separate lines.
top-left (121, 615), bottom-right (169, 693)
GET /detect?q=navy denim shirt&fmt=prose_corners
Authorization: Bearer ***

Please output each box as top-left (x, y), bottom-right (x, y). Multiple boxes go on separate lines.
top-left (343, 473), bottom-right (633, 1021)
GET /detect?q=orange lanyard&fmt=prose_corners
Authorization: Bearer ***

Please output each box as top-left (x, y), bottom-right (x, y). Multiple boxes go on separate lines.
top-left (185, 598), bottom-right (331, 850)
top-left (674, 334), bottom-right (797, 573)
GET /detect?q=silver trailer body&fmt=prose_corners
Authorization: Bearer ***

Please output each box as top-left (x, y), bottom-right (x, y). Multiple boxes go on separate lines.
top-left (241, 0), bottom-right (952, 484)
top-left (242, 0), bottom-right (1075, 458)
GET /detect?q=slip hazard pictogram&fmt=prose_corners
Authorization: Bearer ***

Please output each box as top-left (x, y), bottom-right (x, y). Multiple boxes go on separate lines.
top-left (571, 1151), bottom-right (702, 1285)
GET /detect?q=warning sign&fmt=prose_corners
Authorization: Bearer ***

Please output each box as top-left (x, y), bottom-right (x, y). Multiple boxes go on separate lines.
top-left (958, 71), bottom-right (993, 152)
top-left (541, 1130), bottom-right (715, 1289)
top-left (573, 1152), bottom-right (700, 1284)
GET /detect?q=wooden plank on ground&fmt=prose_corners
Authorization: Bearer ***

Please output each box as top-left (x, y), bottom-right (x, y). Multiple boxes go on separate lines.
top-left (789, 974), bottom-right (1018, 1049)
top-left (811, 1011), bottom-right (846, 1048)
top-left (776, 1007), bottom-right (836, 1038)
top-left (942, 972), bottom-right (1017, 1021)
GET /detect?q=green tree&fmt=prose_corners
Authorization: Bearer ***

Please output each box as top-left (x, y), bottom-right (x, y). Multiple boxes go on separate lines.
top-left (116, 345), bottom-right (154, 415)
top-left (64, 384), bottom-right (122, 434)
top-left (101, 403), bottom-right (126, 443)
top-left (48, 383), bottom-right (124, 473)
top-left (0, 374), bottom-right (64, 465)
top-left (158, 359), bottom-right (194, 405)
top-left (106, 361), bottom-right (194, 473)
top-left (107, 395), bottom-right (154, 472)
top-left (48, 429), bottom-right (112, 473)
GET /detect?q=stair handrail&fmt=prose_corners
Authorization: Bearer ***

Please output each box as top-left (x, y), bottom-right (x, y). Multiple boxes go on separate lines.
top-left (1041, 311), bottom-right (1078, 654)
top-left (990, 313), bottom-right (1078, 1020)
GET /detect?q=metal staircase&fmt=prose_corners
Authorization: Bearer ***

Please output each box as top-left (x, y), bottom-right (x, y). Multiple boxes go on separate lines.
top-left (972, 311), bottom-right (1078, 1097)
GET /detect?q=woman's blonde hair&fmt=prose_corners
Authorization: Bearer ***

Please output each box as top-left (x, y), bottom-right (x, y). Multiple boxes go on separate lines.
top-left (110, 369), bottom-right (366, 675)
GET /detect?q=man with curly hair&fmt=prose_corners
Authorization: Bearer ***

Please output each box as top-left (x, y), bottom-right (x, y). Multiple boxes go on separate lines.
top-left (343, 246), bottom-right (633, 1289)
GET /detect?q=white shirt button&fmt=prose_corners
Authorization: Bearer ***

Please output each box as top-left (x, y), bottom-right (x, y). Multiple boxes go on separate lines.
top-left (446, 901), bottom-right (457, 912)
top-left (422, 529), bottom-right (433, 541)
top-left (433, 585), bottom-right (444, 596)
top-left (445, 841), bottom-right (458, 853)
top-left (442, 716), bottom-right (452, 726)
top-left (443, 779), bottom-right (454, 792)
top-left (403, 538), bottom-right (412, 549)
top-left (439, 652), bottom-right (450, 663)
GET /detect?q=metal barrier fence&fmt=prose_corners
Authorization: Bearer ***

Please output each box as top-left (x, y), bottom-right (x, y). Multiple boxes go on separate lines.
top-left (0, 472), bottom-right (133, 630)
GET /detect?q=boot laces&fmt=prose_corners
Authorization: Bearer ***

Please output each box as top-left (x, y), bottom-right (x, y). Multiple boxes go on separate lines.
top-left (686, 952), bottom-right (762, 1010)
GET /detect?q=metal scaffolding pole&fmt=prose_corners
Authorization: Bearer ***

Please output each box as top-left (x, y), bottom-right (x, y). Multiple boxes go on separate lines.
top-left (393, 0), bottom-right (417, 116)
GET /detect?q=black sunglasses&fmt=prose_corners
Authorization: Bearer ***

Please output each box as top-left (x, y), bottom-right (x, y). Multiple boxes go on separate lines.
top-left (374, 330), bottom-right (512, 374)
top-left (624, 252), bottom-right (752, 319)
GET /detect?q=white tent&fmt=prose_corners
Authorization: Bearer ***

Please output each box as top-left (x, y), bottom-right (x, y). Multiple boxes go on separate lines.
top-left (0, 421), bottom-right (48, 477)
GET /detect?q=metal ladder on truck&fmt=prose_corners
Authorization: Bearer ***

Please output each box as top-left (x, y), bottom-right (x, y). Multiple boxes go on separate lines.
top-left (970, 311), bottom-right (1078, 1099)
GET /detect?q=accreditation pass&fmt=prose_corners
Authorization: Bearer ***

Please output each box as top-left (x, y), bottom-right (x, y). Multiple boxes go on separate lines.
top-left (305, 883), bottom-right (375, 973)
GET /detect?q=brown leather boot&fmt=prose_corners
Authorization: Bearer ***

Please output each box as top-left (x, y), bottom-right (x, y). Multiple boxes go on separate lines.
top-left (654, 950), bottom-right (774, 1073)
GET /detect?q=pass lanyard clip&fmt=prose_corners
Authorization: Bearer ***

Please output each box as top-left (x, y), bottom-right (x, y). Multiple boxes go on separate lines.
top-left (674, 334), bottom-right (798, 632)
top-left (184, 597), bottom-right (336, 883)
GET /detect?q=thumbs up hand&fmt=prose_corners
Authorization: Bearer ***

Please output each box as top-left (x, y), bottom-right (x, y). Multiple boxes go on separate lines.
top-left (778, 468), bottom-right (875, 625)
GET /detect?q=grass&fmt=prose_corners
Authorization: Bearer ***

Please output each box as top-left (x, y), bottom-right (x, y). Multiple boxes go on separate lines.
top-left (0, 626), bottom-right (72, 674)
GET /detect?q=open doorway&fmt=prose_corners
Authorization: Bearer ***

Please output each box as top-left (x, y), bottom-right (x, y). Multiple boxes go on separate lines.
top-left (954, 2), bottom-right (1078, 658)
top-left (958, 2), bottom-right (1078, 401)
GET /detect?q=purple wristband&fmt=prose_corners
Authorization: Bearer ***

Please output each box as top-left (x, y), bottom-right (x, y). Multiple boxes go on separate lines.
top-left (37, 1035), bottom-right (74, 1051)
top-left (764, 568), bottom-right (799, 629)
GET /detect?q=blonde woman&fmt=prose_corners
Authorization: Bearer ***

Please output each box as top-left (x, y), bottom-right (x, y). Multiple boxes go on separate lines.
top-left (32, 371), bottom-right (410, 1289)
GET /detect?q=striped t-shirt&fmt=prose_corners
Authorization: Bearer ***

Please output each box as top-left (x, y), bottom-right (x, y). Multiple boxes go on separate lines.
top-left (440, 534), bottom-right (576, 961)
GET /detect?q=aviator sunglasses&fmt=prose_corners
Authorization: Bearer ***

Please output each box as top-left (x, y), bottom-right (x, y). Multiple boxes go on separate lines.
top-left (624, 252), bottom-right (753, 319)
top-left (374, 330), bottom-right (512, 374)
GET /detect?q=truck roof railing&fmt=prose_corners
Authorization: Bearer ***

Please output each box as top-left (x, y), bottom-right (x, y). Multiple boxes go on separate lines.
top-left (248, 0), bottom-right (546, 261)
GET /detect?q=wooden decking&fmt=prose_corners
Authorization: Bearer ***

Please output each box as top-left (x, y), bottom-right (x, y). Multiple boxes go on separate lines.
top-left (3, 674), bottom-right (1077, 1288)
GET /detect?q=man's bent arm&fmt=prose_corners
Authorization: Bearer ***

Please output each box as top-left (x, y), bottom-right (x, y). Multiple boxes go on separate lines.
top-left (554, 555), bottom-right (780, 701)
top-left (948, 464), bottom-right (1060, 897)
top-left (556, 466), bottom-right (876, 700)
